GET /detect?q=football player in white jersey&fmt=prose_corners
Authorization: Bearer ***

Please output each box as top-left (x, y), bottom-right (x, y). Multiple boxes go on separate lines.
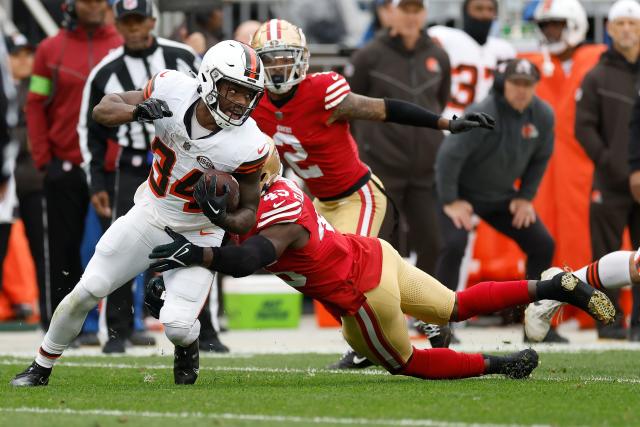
top-left (10, 40), bottom-right (270, 387)
top-left (428, 0), bottom-right (515, 119)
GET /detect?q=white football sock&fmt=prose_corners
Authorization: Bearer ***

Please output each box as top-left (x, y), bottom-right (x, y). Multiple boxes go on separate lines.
top-left (35, 284), bottom-right (100, 368)
top-left (574, 251), bottom-right (632, 290)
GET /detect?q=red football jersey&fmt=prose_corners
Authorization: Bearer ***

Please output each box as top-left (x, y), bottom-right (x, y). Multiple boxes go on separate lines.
top-left (240, 177), bottom-right (383, 316)
top-left (251, 72), bottom-right (370, 199)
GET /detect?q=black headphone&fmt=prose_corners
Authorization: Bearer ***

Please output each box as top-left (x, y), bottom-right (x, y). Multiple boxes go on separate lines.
top-left (62, 0), bottom-right (77, 28)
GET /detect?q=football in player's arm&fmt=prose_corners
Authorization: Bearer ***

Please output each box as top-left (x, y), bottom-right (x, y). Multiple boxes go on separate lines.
top-left (92, 85), bottom-right (265, 235)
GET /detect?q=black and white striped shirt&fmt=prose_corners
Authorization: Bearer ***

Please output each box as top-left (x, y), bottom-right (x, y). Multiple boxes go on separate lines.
top-left (78, 37), bottom-right (200, 194)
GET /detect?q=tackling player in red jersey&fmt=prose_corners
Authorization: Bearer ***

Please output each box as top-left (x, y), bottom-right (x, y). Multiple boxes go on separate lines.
top-left (147, 143), bottom-right (615, 381)
top-left (250, 19), bottom-right (494, 368)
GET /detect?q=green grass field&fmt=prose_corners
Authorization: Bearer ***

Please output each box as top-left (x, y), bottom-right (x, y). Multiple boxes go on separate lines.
top-left (1, 351), bottom-right (638, 427)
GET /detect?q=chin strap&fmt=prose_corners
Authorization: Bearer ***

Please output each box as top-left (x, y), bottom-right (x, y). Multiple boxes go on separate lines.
top-left (541, 44), bottom-right (555, 77)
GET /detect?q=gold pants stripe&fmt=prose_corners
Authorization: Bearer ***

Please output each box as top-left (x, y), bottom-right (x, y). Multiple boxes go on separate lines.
top-left (354, 302), bottom-right (404, 371)
top-left (314, 174), bottom-right (386, 237)
top-left (342, 240), bottom-right (456, 371)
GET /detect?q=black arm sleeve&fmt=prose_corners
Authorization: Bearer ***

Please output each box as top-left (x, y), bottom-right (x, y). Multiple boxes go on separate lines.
top-left (384, 98), bottom-right (441, 129)
top-left (209, 235), bottom-right (277, 278)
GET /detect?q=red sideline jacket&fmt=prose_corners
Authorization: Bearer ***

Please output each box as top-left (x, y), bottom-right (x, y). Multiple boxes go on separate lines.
top-left (26, 25), bottom-right (122, 170)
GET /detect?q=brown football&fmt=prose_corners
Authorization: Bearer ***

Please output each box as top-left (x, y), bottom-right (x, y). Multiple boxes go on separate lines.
top-left (202, 169), bottom-right (240, 212)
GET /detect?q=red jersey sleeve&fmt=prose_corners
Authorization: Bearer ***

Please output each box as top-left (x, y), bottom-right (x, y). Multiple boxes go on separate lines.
top-left (255, 179), bottom-right (305, 232)
top-left (308, 71), bottom-right (351, 122)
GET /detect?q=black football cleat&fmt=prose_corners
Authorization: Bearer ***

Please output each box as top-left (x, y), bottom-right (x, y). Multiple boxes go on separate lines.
top-left (174, 339), bottom-right (200, 385)
top-left (414, 321), bottom-right (452, 348)
top-left (326, 350), bottom-right (373, 370)
top-left (199, 333), bottom-right (229, 353)
top-left (552, 273), bottom-right (616, 324)
top-left (501, 349), bottom-right (539, 379)
top-left (10, 361), bottom-right (51, 387)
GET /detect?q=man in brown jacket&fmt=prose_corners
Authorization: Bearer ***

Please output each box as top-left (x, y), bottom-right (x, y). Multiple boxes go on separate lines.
top-left (575, 0), bottom-right (640, 341)
top-left (348, 0), bottom-right (450, 275)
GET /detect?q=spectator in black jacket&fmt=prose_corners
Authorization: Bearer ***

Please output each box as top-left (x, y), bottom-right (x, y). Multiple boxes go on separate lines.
top-left (435, 59), bottom-right (555, 302)
top-left (575, 0), bottom-right (640, 341)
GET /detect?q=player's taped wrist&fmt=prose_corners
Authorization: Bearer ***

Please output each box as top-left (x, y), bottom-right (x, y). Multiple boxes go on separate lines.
top-left (384, 98), bottom-right (441, 129)
top-left (208, 235), bottom-right (277, 277)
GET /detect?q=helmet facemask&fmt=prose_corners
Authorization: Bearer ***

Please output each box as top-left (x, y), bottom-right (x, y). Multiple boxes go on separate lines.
top-left (258, 46), bottom-right (309, 94)
top-left (537, 19), bottom-right (570, 55)
top-left (201, 70), bottom-right (264, 128)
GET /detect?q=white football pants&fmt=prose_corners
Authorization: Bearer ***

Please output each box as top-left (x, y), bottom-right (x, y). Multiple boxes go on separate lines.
top-left (42, 203), bottom-right (223, 353)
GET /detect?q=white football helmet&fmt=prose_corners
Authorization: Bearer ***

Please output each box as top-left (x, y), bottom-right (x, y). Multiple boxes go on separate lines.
top-left (197, 40), bottom-right (265, 128)
top-left (534, 0), bottom-right (588, 55)
top-left (251, 19), bottom-right (310, 94)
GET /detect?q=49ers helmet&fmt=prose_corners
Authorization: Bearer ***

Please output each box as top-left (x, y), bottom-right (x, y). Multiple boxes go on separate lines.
top-left (197, 40), bottom-right (265, 129)
top-left (259, 138), bottom-right (283, 194)
top-left (534, 0), bottom-right (588, 54)
top-left (250, 19), bottom-right (310, 94)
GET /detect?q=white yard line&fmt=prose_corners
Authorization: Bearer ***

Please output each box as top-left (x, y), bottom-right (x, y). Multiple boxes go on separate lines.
top-left (0, 407), bottom-right (552, 427)
top-left (2, 359), bottom-right (639, 384)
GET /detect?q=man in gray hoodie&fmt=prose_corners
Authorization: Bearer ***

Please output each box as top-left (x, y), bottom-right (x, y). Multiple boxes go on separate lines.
top-left (435, 59), bottom-right (555, 300)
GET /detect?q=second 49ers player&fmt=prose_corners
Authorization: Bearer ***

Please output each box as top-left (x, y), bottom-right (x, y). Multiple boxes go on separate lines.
top-left (250, 19), bottom-right (494, 238)
top-left (147, 143), bottom-right (615, 381)
top-left (10, 41), bottom-right (270, 387)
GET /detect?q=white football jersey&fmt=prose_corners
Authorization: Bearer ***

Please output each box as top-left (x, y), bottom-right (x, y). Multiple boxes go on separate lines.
top-left (428, 25), bottom-right (516, 119)
top-left (134, 69), bottom-right (270, 231)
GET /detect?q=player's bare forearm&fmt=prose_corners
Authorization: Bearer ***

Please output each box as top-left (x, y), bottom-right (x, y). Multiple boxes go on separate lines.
top-left (92, 91), bottom-right (144, 127)
top-left (328, 93), bottom-right (386, 124)
top-left (218, 207), bottom-right (257, 234)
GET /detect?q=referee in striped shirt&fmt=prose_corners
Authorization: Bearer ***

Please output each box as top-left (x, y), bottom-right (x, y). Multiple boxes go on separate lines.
top-left (78, 0), bottom-right (227, 354)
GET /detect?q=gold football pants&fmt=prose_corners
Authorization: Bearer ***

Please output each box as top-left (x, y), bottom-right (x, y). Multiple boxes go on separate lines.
top-left (313, 174), bottom-right (386, 237)
top-left (341, 240), bottom-right (456, 371)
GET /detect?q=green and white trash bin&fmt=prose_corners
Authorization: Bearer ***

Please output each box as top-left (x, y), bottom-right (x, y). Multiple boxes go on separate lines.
top-left (222, 275), bottom-right (303, 329)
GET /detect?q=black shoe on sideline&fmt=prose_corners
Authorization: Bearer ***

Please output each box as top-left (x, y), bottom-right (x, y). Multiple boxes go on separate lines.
top-left (199, 334), bottom-right (229, 353)
top-left (598, 324), bottom-right (627, 340)
top-left (103, 338), bottom-right (126, 354)
top-left (10, 361), bottom-right (51, 387)
top-left (174, 340), bottom-right (200, 385)
top-left (128, 331), bottom-right (156, 347)
top-left (76, 332), bottom-right (101, 346)
top-left (326, 350), bottom-right (373, 370)
top-left (414, 321), bottom-right (452, 348)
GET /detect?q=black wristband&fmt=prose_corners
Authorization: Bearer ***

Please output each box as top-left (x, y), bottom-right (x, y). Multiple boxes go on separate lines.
top-left (209, 235), bottom-right (277, 277)
top-left (384, 98), bottom-right (441, 129)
